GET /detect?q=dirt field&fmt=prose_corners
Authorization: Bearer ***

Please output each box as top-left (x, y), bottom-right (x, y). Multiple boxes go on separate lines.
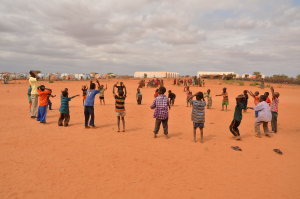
top-left (1, 79), bottom-right (299, 199)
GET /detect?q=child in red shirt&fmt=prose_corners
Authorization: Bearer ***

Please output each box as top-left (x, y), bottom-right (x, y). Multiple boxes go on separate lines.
top-left (37, 85), bottom-right (51, 123)
top-left (248, 90), bottom-right (259, 117)
top-left (264, 92), bottom-right (271, 106)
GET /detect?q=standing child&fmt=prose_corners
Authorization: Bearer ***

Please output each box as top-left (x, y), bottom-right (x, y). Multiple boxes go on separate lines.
top-left (99, 84), bottom-right (107, 105)
top-left (58, 91), bottom-right (79, 126)
top-left (188, 92), bottom-right (206, 143)
top-left (229, 95), bottom-right (245, 140)
top-left (47, 90), bottom-right (56, 110)
top-left (27, 85), bottom-right (32, 109)
top-left (216, 87), bottom-right (229, 111)
top-left (168, 90), bottom-right (176, 106)
top-left (154, 89), bottom-right (159, 98)
top-left (136, 88), bottom-right (142, 105)
top-left (270, 86), bottom-right (280, 133)
top-left (84, 79), bottom-right (101, 128)
top-left (184, 86), bottom-right (192, 107)
top-left (202, 80), bottom-right (205, 87)
top-left (113, 84), bottom-right (127, 132)
top-left (264, 92), bottom-right (271, 106)
top-left (37, 85), bottom-right (51, 123)
top-left (247, 95), bottom-right (272, 138)
top-left (242, 90), bottom-right (248, 112)
top-left (82, 85), bottom-right (88, 105)
top-left (204, 89), bottom-right (212, 109)
top-left (150, 87), bottom-right (170, 139)
top-left (248, 90), bottom-right (260, 117)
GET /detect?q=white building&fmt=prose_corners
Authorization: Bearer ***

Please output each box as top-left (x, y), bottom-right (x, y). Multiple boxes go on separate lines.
top-left (134, 72), bottom-right (180, 78)
top-left (197, 71), bottom-right (236, 77)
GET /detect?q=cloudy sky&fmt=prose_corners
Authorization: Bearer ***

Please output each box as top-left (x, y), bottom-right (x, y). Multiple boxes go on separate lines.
top-left (0, 0), bottom-right (299, 77)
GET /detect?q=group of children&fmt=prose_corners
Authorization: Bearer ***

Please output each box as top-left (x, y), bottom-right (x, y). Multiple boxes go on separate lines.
top-left (174, 77), bottom-right (205, 87)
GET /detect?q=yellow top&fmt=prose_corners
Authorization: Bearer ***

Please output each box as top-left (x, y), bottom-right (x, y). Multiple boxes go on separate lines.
top-left (29, 77), bottom-right (38, 95)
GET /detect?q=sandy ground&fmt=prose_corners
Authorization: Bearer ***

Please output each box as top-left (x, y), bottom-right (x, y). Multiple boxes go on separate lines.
top-left (0, 79), bottom-right (300, 199)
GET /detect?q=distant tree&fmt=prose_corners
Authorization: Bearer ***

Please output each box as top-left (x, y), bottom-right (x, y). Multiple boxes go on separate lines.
top-left (273, 74), bottom-right (288, 79)
top-left (185, 75), bottom-right (190, 77)
top-left (35, 70), bottom-right (41, 74)
top-left (91, 72), bottom-right (98, 75)
top-left (297, 74), bottom-right (300, 79)
top-left (107, 73), bottom-right (114, 75)
top-left (253, 71), bottom-right (261, 78)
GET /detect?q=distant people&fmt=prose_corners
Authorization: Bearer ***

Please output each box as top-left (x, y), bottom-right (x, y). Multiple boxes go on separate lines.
top-left (202, 80), bottom-right (205, 87)
top-left (84, 79), bottom-right (101, 128)
top-left (184, 86), bottom-right (192, 107)
top-left (82, 85), bottom-right (88, 105)
top-left (216, 87), bottom-right (228, 111)
top-left (47, 90), bottom-right (56, 110)
top-left (261, 79), bottom-right (265, 89)
top-left (173, 79), bottom-right (176, 85)
top-left (27, 85), bottom-right (32, 110)
top-left (242, 90), bottom-right (248, 112)
top-left (188, 92), bottom-right (206, 143)
top-left (229, 95), bottom-right (245, 140)
top-left (99, 84), bottom-right (107, 105)
top-left (113, 83), bottom-right (127, 132)
top-left (29, 70), bottom-right (40, 118)
top-left (270, 86), bottom-right (280, 133)
top-left (247, 95), bottom-right (272, 138)
top-left (150, 87), bottom-right (170, 139)
top-left (204, 89), bottom-right (212, 109)
top-left (136, 88), bottom-right (143, 105)
top-left (37, 85), bottom-right (51, 123)
top-left (248, 90), bottom-right (260, 117)
top-left (168, 90), bottom-right (176, 106)
top-left (58, 91), bottom-right (79, 127)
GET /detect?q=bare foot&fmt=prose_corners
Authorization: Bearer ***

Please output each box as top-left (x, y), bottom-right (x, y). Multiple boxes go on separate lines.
top-left (221, 109), bottom-right (224, 111)
top-left (118, 129), bottom-right (120, 132)
top-left (255, 134), bottom-right (261, 138)
top-left (165, 135), bottom-right (169, 139)
top-left (122, 129), bottom-right (125, 132)
top-left (192, 139), bottom-right (196, 142)
top-left (200, 140), bottom-right (203, 143)
top-left (154, 134), bottom-right (157, 138)
top-left (85, 126), bottom-right (90, 129)
top-left (91, 126), bottom-right (97, 129)
top-left (265, 134), bottom-right (271, 138)
top-left (234, 136), bottom-right (241, 140)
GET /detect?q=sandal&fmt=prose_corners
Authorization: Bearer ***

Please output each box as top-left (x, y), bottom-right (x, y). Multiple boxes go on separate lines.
top-left (231, 146), bottom-right (242, 151)
top-left (273, 149), bottom-right (283, 155)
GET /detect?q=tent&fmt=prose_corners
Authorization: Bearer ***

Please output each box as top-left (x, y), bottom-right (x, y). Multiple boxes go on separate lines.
top-left (75, 73), bottom-right (86, 80)
top-left (37, 73), bottom-right (45, 79)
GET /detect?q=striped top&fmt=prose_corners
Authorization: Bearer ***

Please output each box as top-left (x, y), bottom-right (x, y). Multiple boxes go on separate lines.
top-left (114, 95), bottom-right (126, 112)
top-left (190, 100), bottom-right (206, 123)
top-left (270, 98), bottom-right (279, 112)
top-left (222, 92), bottom-right (228, 102)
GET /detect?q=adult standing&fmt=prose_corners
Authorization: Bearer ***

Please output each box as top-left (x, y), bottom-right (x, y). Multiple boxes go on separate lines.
top-left (29, 70), bottom-right (40, 118)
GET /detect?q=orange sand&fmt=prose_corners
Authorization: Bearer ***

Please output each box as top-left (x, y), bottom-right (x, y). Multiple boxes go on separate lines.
top-left (0, 79), bottom-right (299, 198)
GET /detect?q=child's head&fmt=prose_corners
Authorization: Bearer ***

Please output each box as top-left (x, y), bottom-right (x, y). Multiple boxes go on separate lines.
top-left (62, 91), bottom-right (68, 97)
top-left (223, 87), bottom-right (227, 92)
top-left (207, 89), bottom-right (210, 93)
top-left (255, 91), bottom-right (259, 96)
top-left (243, 90), bottom-right (247, 94)
top-left (264, 92), bottom-right (269, 97)
top-left (186, 86), bottom-right (189, 90)
top-left (196, 92), bottom-right (204, 101)
top-left (118, 90), bottom-right (124, 96)
top-left (159, 87), bottom-right (166, 94)
top-left (156, 89), bottom-right (159, 92)
top-left (236, 94), bottom-right (245, 102)
top-left (40, 85), bottom-right (45, 91)
top-left (259, 95), bottom-right (266, 102)
top-left (168, 90), bottom-right (171, 94)
top-left (83, 85), bottom-right (86, 89)
top-left (274, 92), bottom-right (280, 98)
top-left (90, 83), bottom-right (96, 89)
top-left (64, 88), bottom-right (68, 92)
top-left (120, 82), bottom-right (123, 86)
top-left (100, 85), bottom-right (104, 89)
top-left (137, 88), bottom-right (140, 92)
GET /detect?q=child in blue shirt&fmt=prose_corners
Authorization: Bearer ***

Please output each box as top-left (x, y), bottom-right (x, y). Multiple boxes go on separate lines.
top-left (84, 79), bottom-right (101, 128)
top-left (58, 91), bottom-right (79, 126)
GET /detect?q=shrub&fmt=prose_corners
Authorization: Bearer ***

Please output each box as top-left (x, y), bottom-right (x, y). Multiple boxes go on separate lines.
top-left (49, 80), bottom-right (54, 83)
top-left (250, 82), bottom-right (260, 86)
top-left (238, 81), bottom-right (244, 86)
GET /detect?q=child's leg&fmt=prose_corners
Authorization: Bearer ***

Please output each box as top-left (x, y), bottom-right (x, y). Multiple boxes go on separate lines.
top-left (122, 116), bottom-right (125, 131)
top-left (100, 98), bottom-right (102, 105)
top-left (263, 122), bottom-right (270, 136)
top-left (153, 119), bottom-right (162, 137)
top-left (255, 122), bottom-right (262, 137)
top-left (89, 107), bottom-right (95, 126)
top-left (117, 116), bottom-right (120, 131)
top-left (193, 127), bottom-right (196, 142)
top-left (40, 106), bottom-right (47, 123)
top-left (221, 104), bottom-right (224, 111)
top-left (225, 105), bottom-right (227, 111)
top-left (64, 113), bottom-right (70, 126)
top-left (84, 106), bottom-right (90, 127)
top-left (229, 120), bottom-right (239, 137)
top-left (271, 112), bottom-right (278, 133)
top-left (255, 111), bottom-right (258, 118)
top-left (162, 118), bottom-right (169, 138)
top-left (83, 99), bottom-right (84, 106)
top-left (58, 113), bottom-right (64, 126)
top-left (103, 99), bottom-right (105, 105)
top-left (200, 128), bottom-right (203, 143)
top-left (48, 100), bottom-right (52, 110)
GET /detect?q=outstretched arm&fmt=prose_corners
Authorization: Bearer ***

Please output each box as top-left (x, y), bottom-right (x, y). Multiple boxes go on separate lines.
top-left (96, 79), bottom-right (100, 89)
top-left (270, 86), bottom-right (275, 100)
top-left (215, 93), bottom-right (222, 96)
top-left (124, 87), bottom-right (127, 96)
top-left (106, 84), bottom-right (107, 89)
top-left (71, 94), bottom-right (80, 99)
top-left (112, 85), bottom-right (115, 94)
top-left (247, 90), bottom-right (255, 98)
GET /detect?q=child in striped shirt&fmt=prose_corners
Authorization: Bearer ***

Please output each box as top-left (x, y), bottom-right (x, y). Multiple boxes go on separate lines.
top-left (113, 84), bottom-right (127, 132)
top-left (270, 86), bottom-right (280, 133)
top-left (216, 87), bottom-right (228, 111)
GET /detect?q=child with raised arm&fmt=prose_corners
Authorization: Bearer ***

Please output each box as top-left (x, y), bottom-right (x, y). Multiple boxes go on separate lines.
top-left (84, 79), bottom-right (101, 128)
top-left (114, 82), bottom-right (125, 92)
top-left (99, 84), bottom-right (107, 105)
top-left (264, 92), bottom-right (271, 106)
top-left (248, 90), bottom-right (260, 117)
top-left (216, 87), bottom-right (228, 111)
top-left (247, 95), bottom-right (272, 138)
top-left (150, 87), bottom-right (170, 139)
top-left (188, 92), bottom-right (206, 143)
top-left (204, 89), bottom-right (212, 109)
top-left (136, 88), bottom-right (142, 105)
top-left (184, 86), bottom-right (192, 107)
top-left (37, 85), bottom-right (51, 123)
top-left (47, 90), bottom-right (56, 110)
top-left (82, 85), bottom-right (88, 105)
top-left (168, 90), bottom-right (176, 106)
top-left (113, 84), bottom-right (127, 132)
top-left (242, 90), bottom-right (248, 112)
top-left (229, 95), bottom-right (245, 140)
top-left (270, 86), bottom-right (280, 133)
top-left (58, 91), bottom-right (79, 126)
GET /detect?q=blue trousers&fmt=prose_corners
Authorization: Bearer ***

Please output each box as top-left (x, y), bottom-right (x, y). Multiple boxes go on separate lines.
top-left (47, 100), bottom-right (52, 110)
top-left (84, 106), bottom-right (94, 127)
top-left (37, 106), bottom-right (47, 123)
top-left (255, 111), bottom-right (258, 118)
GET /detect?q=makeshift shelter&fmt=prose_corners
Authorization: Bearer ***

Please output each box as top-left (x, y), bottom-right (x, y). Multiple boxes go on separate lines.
top-left (134, 72), bottom-right (180, 78)
top-left (85, 74), bottom-right (91, 79)
top-left (37, 73), bottom-right (45, 79)
top-left (75, 73), bottom-right (86, 80)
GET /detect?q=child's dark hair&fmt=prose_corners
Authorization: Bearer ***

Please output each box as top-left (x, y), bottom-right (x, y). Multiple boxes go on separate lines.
top-left (119, 90), bottom-right (124, 96)
top-left (40, 85), bottom-right (45, 91)
top-left (90, 83), bottom-right (95, 89)
top-left (243, 90), bottom-right (247, 93)
top-left (62, 91), bottom-right (68, 97)
top-left (196, 92), bottom-right (204, 101)
top-left (159, 87), bottom-right (166, 94)
top-left (264, 92), bottom-right (269, 96)
top-left (168, 90), bottom-right (171, 93)
top-left (260, 95), bottom-right (266, 101)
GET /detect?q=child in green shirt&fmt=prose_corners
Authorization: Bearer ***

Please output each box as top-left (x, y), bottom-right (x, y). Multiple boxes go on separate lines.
top-left (229, 95), bottom-right (245, 140)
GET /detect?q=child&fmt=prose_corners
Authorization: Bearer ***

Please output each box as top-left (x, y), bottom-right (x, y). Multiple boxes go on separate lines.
top-left (248, 90), bottom-right (260, 117)
top-left (47, 90), bottom-right (56, 110)
top-left (114, 82), bottom-right (125, 92)
top-left (264, 92), bottom-right (271, 106)
top-left (168, 90), bottom-right (176, 106)
top-left (184, 86), bottom-right (192, 107)
top-left (202, 80), bottom-right (205, 87)
top-left (99, 84), bottom-right (107, 105)
top-left (82, 85), bottom-right (88, 105)
top-left (113, 84), bottom-right (127, 132)
top-left (154, 89), bottom-right (159, 98)
top-left (136, 88), bottom-right (142, 105)
top-left (58, 91), bottom-right (79, 126)
top-left (261, 79), bottom-right (265, 89)
top-left (61, 88), bottom-right (69, 97)
top-left (27, 85), bottom-right (32, 109)
top-left (247, 95), bottom-right (272, 138)
top-left (37, 85), bottom-right (51, 123)
top-left (216, 87), bottom-right (228, 111)
top-left (242, 90), bottom-right (248, 112)
top-left (204, 89), bottom-right (212, 109)
top-left (270, 86), bottom-right (280, 133)
top-left (150, 87), bottom-right (170, 139)
top-left (188, 92), bottom-right (206, 143)
top-left (84, 79), bottom-right (101, 128)
top-left (229, 95), bottom-right (245, 140)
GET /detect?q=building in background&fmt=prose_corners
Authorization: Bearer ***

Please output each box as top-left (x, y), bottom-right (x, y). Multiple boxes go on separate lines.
top-left (134, 72), bottom-right (180, 78)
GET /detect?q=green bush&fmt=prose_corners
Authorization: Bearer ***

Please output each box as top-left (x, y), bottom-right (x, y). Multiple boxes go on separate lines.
top-left (49, 80), bottom-right (54, 83)
top-left (250, 82), bottom-right (260, 86)
top-left (266, 84), bottom-right (271, 88)
top-left (238, 81), bottom-right (244, 86)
